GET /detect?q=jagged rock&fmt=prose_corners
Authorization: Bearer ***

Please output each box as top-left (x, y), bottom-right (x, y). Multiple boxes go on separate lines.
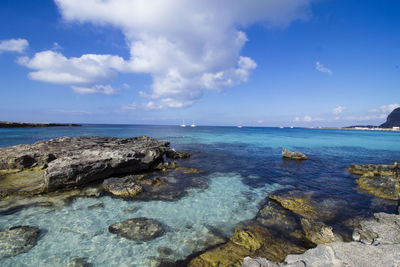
top-left (349, 163), bottom-right (400, 200)
top-left (103, 177), bottom-right (143, 197)
top-left (242, 213), bottom-right (400, 267)
top-left (189, 225), bottom-right (306, 266)
top-left (154, 161), bottom-right (178, 171)
top-left (0, 225), bottom-right (41, 259)
top-left (352, 212), bottom-right (400, 245)
top-left (108, 218), bottom-right (164, 241)
top-left (165, 150), bottom-right (190, 159)
top-left (178, 167), bottom-right (201, 174)
top-left (281, 148), bottom-right (307, 160)
top-left (301, 218), bottom-right (342, 245)
top-left (0, 168), bottom-right (45, 197)
top-left (380, 107), bottom-right (400, 128)
top-left (268, 191), bottom-right (318, 220)
top-left (0, 136), bottom-right (173, 191)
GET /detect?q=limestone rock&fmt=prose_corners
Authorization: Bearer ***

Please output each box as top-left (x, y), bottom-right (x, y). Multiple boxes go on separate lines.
top-left (108, 218), bottom-right (164, 241)
top-left (349, 163), bottom-right (400, 200)
top-left (282, 148), bottom-right (307, 160)
top-left (301, 218), bottom-right (342, 245)
top-left (0, 225), bottom-right (41, 259)
top-left (352, 212), bottom-right (400, 245)
top-left (103, 177), bottom-right (143, 197)
top-left (165, 150), bottom-right (190, 159)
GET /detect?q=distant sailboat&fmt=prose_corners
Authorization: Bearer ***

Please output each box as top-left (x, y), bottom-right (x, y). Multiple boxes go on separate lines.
top-left (237, 122), bottom-right (243, 128)
top-left (180, 120), bottom-right (186, 127)
top-left (190, 120), bottom-right (196, 127)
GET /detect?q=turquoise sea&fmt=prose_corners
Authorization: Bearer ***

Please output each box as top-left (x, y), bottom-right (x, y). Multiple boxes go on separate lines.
top-left (1, 125), bottom-right (400, 266)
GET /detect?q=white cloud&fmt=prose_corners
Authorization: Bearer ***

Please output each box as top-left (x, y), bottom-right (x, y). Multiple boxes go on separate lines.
top-left (122, 83), bottom-right (130, 89)
top-left (295, 115), bottom-right (324, 122)
top-left (46, 0), bottom-right (312, 106)
top-left (72, 84), bottom-right (116, 95)
top-left (121, 102), bottom-right (137, 110)
top-left (316, 61), bottom-right (332, 75)
top-left (18, 51), bottom-right (127, 85)
top-left (332, 105), bottom-right (345, 115)
top-left (0, 38), bottom-right (29, 53)
top-left (370, 104), bottom-right (400, 114)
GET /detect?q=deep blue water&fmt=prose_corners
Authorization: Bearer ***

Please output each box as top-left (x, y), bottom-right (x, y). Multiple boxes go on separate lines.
top-left (1, 125), bottom-right (400, 266)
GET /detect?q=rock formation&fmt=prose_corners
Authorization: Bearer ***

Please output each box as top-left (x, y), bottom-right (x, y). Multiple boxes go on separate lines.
top-left (242, 212), bottom-right (400, 267)
top-left (281, 148), bottom-right (307, 160)
top-left (380, 107), bottom-right (400, 128)
top-left (348, 163), bottom-right (400, 200)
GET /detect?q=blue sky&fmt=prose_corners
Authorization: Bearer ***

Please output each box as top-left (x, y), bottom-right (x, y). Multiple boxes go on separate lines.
top-left (0, 0), bottom-right (399, 126)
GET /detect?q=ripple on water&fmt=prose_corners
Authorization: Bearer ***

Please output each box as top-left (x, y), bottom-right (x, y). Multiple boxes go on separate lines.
top-left (0, 173), bottom-right (281, 266)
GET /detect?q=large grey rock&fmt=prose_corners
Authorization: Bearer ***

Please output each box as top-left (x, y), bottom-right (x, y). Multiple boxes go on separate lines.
top-left (380, 107), bottom-right (400, 128)
top-left (352, 212), bottom-right (400, 245)
top-left (108, 217), bottom-right (164, 241)
top-left (282, 148), bottom-right (307, 160)
top-left (0, 225), bottom-right (41, 258)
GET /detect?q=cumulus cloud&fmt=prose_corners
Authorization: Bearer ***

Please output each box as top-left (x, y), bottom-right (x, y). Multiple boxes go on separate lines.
top-left (370, 104), bottom-right (400, 114)
top-left (295, 115), bottom-right (324, 122)
top-left (72, 84), bottom-right (116, 95)
top-left (18, 51), bottom-right (127, 85)
top-left (0, 38), bottom-right (29, 53)
top-left (316, 61), bottom-right (332, 75)
top-left (121, 102), bottom-right (137, 110)
top-left (332, 105), bottom-right (345, 115)
top-left (38, 0), bottom-right (312, 106)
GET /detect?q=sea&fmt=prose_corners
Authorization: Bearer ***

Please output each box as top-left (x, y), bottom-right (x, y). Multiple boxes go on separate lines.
top-left (0, 124), bottom-right (400, 266)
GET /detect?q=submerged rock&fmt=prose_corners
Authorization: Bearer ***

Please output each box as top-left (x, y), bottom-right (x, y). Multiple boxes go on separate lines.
top-left (103, 177), bottom-right (143, 197)
top-left (0, 168), bottom-right (45, 198)
top-left (281, 148), bottom-right (307, 160)
top-left (165, 150), bottom-right (190, 159)
top-left (0, 225), bottom-right (41, 259)
top-left (189, 225), bottom-right (306, 266)
top-left (256, 200), bottom-right (300, 232)
top-left (67, 257), bottom-right (91, 267)
top-left (268, 191), bottom-right (318, 220)
top-left (108, 218), bottom-right (164, 241)
top-left (349, 163), bottom-right (400, 200)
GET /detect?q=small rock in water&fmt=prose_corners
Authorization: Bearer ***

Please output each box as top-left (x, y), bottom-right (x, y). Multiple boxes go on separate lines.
top-left (86, 202), bottom-right (104, 210)
top-left (301, 218), bottom-right (342, 245)
top-left (0, 225), bottom-right (41, 259)
top-left (108, 218), bottom-right (164, 241)
top-left (157, 247), bottom-right (174, 256)
top-left (282, 148), bottom-right (307, 160)
top-left (123, 206), bottom-right (141, 213)
top-left (165, 150), bottom-right (190, 159)
top-left (67, 257), bottom-right (91, 267)
top-left (103, 177), bottom-right (143, 197)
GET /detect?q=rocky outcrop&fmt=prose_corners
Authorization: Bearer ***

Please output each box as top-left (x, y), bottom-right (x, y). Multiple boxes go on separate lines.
top-left (242, 213), bottom-right (400, 267)
top-left (281, 148), bottom-right (307, 160)
top-left (102, 177), bottom-right (143, 197)
top-left (189, 225), bottom-right (306, 266)
top-left (349, 163), bottom-right (400, 200)
top-left (0, 136), bottom-right (173, 192)
top-left (0, 225), bottom-right (41, 259)
top-left (380, 107), bottom-right (400, 128)
top-left (0, 121), bottom-right (80, 128)
top-left (300, 218), bottom-right (342, 245)
top-left (108, 218), bottom-right (164, 241)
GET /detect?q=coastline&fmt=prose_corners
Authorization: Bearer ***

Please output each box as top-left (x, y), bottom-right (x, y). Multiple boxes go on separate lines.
top-left (0, 121), bottom-right (81, 128)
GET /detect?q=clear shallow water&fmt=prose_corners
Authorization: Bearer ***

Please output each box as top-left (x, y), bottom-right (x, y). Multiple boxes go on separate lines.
top-left (1, 125), bottom-right (400, 266)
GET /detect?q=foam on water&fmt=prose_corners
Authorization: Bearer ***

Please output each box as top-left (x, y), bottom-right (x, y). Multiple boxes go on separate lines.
top-left (0, 173), bottom-right (281, 266)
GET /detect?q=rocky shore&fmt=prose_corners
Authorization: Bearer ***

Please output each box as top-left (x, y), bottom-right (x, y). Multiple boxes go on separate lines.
top-left (0, 121), bottom-right (81, 128)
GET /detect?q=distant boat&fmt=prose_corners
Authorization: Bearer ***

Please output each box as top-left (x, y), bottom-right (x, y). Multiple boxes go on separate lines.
top-left (290, 126), bottom-right (294, 129)
top-left (180, 120), bottom-right (186, 127)
top-left (280, 126), bottom-right (284, 129)
top-left (190, 121), bottom-right (196, 127)
top-left (238, 123), bottom-right (243, 128)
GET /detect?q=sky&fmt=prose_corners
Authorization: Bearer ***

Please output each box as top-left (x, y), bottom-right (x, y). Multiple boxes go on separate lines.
top-left (0, 0), bottom-right (399, 127)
